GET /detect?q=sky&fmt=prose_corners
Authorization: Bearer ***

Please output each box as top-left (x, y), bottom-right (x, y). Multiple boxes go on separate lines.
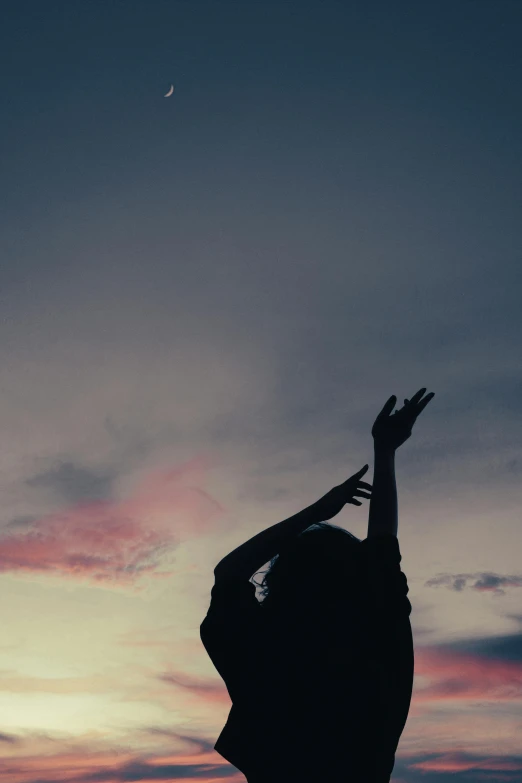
top-left (1, 0), bottom-right (522, 780)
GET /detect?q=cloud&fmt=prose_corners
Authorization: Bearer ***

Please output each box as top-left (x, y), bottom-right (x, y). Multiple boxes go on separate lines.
top-left (0, 747), bottom-right (232, 783)
top-left (0, 731), bottom-right (19, 744)
top-left (5, 515), bottom-right (38, 530)
top-left (424, 571), bottom-right (522, 596)
top-left (79, 758), bottom-right (231, 781)
top-left (140, 728), bottom-right (215, 755)
top-left (413, 645), bottom-right (522, 703)
top-left (157, 670), bottom-right (230, 704)
top-left (436, 631), bottom-right (522, 664)
top-left (506, 614), bottom-right (522, 628)
top-left (0, 456), bottom-right (224, 587)
top-left (0, 672), bottom-right (117, 694)
top-left (407, 751), bottom-right (522, 776)
top-left (25, 461), bottom-right (116, 504)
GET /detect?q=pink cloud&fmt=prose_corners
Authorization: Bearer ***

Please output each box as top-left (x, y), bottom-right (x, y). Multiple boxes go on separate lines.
top-left (158, 670), bottom-right (230, 704)
top-left (413, 646), bottom-right (522, 703)
top-left (410, 751), bottom-right (522, 773)
top-left (0, 456), bottom-right (224, 586)
top-left (0, 743), bottom-right (236, 783)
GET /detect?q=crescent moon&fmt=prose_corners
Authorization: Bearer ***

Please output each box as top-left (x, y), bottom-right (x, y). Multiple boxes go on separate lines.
top-left (164, 84), bottom-right (174, 98)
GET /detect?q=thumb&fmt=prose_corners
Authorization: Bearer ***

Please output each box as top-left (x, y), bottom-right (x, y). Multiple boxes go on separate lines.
top-left (377, 395), bottom-right (396, 419)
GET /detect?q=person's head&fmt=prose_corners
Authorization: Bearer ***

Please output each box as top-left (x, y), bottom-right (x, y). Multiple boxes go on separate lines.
top-left (255, 522), bottom-right (362, 618)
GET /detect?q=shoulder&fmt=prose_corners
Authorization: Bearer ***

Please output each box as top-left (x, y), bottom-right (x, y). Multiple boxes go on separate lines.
top-left (201, 575), bottom-right (259, 632)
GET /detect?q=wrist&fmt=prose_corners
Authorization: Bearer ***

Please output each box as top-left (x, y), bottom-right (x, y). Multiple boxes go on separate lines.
top-left (373, 443), bottom-right (396, 457)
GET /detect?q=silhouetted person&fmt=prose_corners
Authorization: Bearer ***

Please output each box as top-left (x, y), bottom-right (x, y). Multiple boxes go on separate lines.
top-left (201, 388), bottom-right (435, 782)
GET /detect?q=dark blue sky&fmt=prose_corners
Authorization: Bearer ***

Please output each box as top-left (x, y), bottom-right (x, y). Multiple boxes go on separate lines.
top-left (3, 1), bottom-right (521, 237)
top-left (3, 2), bottom-right (521, 370)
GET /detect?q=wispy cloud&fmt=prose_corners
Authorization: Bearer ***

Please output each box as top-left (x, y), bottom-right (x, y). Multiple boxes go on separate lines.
top-left (0, 731), bottom-right (20, 744)
top-left (408, 751), bottom-right (522, 775)
top-left (157, 671), bottom-right (229, 704)
top-left (25, 461), bottom-right (116, 505)
top-left (0, 457), bottom-right (224, 587)
top-left (0, 672), bottom-right (118, 695)
top-left (0, 746), bottom-right (233, 783)
top-left (414, 645), bottom-right (522, 703)
top-left (425, 572), bottom-right (522, 595)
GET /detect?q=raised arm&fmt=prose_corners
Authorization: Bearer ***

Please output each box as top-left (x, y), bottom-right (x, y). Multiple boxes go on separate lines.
top-left (214, 465), bottom-right (372, 581)
top-left (368, 446), bottom-right (398, 538)
top-left (367, 388), bottom-right (435, 539)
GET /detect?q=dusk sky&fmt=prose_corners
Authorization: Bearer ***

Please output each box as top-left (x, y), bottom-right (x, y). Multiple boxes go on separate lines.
top-left (2, 1), bottom-right (522, 781)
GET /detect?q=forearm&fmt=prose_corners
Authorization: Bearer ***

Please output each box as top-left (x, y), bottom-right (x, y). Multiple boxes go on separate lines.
top-left (367, 446), bottom-right (398, 538)
top-left (214, 503), bottom-right (322, 578)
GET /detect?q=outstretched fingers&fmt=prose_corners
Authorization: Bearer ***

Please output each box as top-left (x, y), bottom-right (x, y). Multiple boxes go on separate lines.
top-left (416, 391), bottom-right (435, 414)
top-left (410, 388), bottom-right (427, 403)
top-left (342, 470), bottom-right (371, 490)
top-left (404, 388), bottom-right (435, 418)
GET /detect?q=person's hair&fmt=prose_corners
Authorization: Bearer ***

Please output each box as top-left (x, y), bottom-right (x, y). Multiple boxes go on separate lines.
top-left (253, 522), bottom-right (362, 615)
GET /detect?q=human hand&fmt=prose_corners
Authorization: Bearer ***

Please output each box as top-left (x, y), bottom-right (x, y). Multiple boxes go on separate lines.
top-left (371, 388), bottom-right (435, 451)
top-left (313, 465), bottom-right (372, 521)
